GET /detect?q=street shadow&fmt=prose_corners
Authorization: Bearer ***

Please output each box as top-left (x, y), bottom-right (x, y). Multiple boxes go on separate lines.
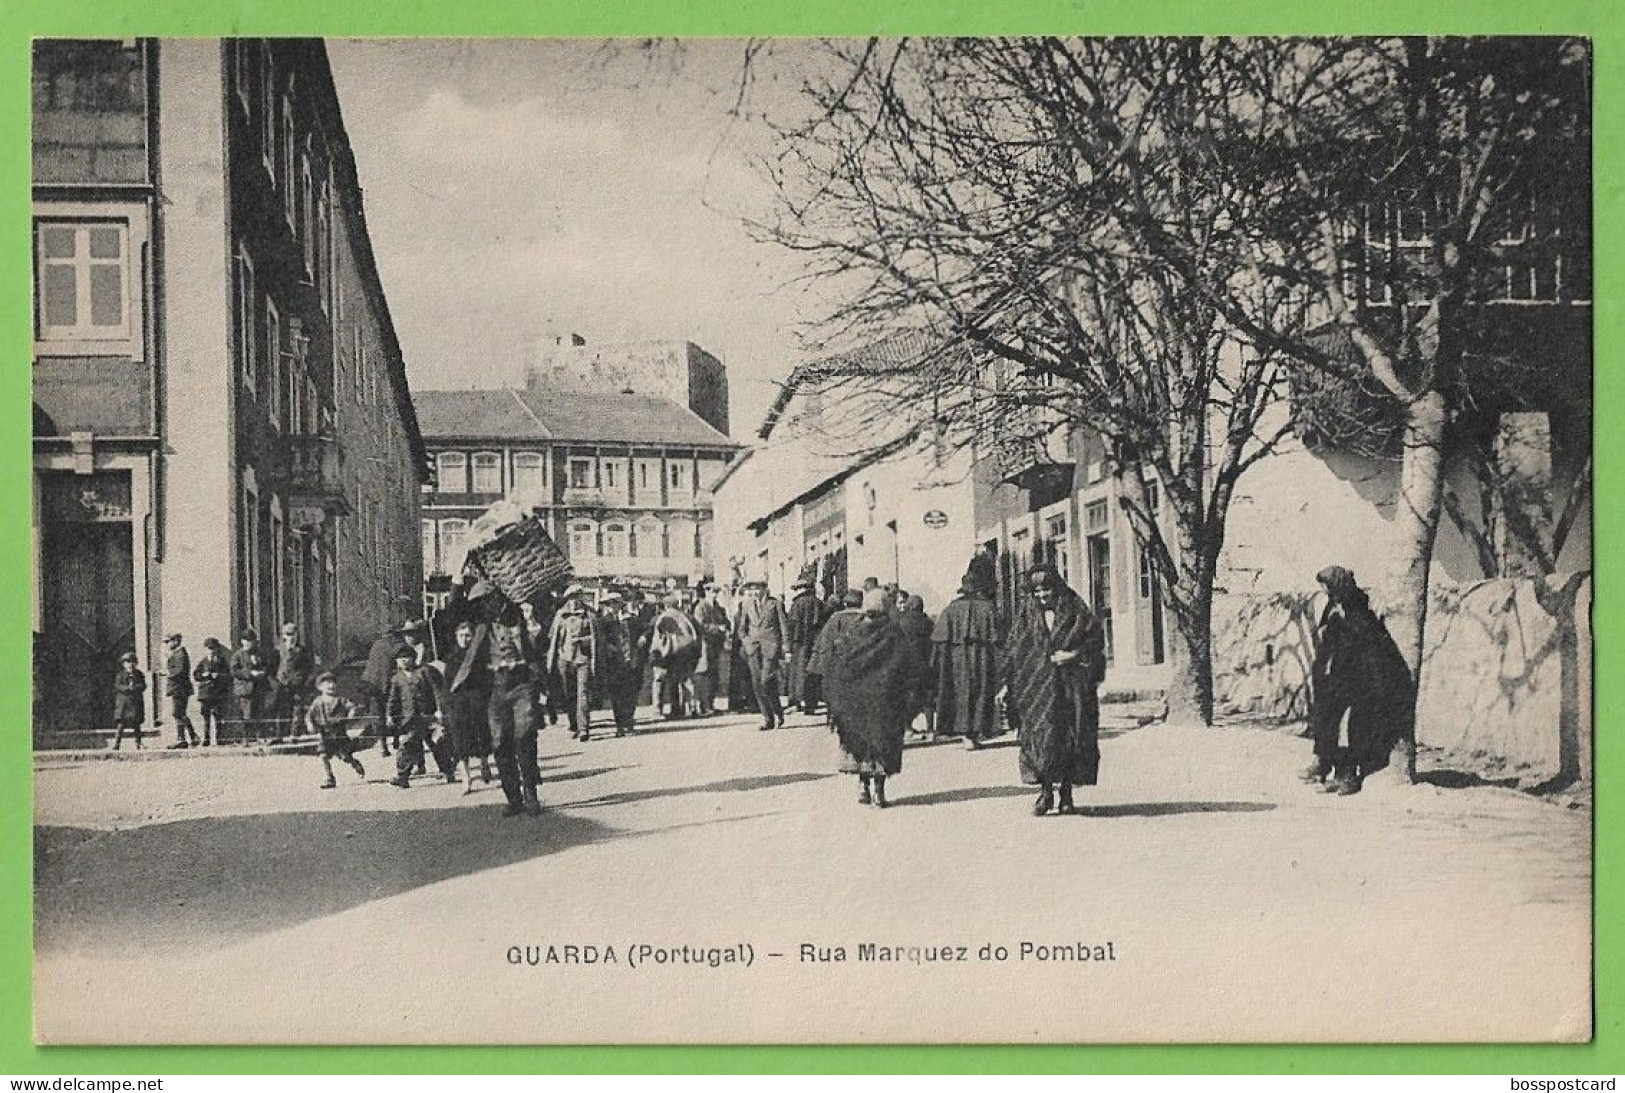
top-left (567, 771), bottom-right (835, 810)
top-left (539, 765), bottom-right (623, 784)
top-left (894, 785), bottom-right (1034, 806)
top-left (1068, 801), bottom-right (1277, 818)
top-left (35, 805), bottom-right (618, 955)
top-left (1417, 768), bottom-right (1522, 791)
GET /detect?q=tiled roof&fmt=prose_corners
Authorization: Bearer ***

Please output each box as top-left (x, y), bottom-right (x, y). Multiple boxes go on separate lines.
top-left (413, 387), bottom-right (736, 448)
top-left (759, 329), bottom-right (969, 439)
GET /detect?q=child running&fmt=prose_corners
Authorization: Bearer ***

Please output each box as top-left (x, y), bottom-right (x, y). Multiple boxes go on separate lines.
top-left (305, 671), bottom-right (366, 789)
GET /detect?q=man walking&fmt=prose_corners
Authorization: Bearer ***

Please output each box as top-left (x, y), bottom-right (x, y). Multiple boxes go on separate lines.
top-left (489, 604), bottom-right (543, 816)
top-left (786, 575), bottom-right (825, 715)
top-left (162, 633), bottom-right (200, 749)
top-left (692, 583), bottom-right (729, 716)
top-left (733, 579), bottom-right (790, 731)
top-left (546, 586), bottom-right (600, 742)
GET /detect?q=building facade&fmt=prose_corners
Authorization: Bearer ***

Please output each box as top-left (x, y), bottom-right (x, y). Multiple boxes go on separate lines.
top-left (415, 387), bottom-right (738, 604)
top-left (526, 336), bottom-right (730, 437)
top-left (32, 39), bottom-right (427, 736)
top-left (711, 336), bottom-right (978, 614)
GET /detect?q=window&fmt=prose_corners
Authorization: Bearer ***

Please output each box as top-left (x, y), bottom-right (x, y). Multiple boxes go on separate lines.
top-left (668, 460), bottom-right (690, 492)
top-left (270, 508), bottom-right (286, 636)
top-left (300, 153), bottom-right (315, 277)
top-left (512, 452), bottom-right (546, 500)
top-left (35, 222), bottom-right (130, 341)
top-left (569, 458), bottom-right (593, 489)
top-left (603, 522), bottom-right (629, 558)
top-left (260, 42), bottom-right (274, 177)
top-left (435, 452), bottom-right (468, 494)
top-left (601, 460), bottom-right (620, 490)
top-left (241, 475), bottom-right (260, 633)
top-left (1084, 499), bottom-right (1109, 531)
top-left (234, 244), bottom-right (255, 389)
top-left (421, 520), bottom-right (439, 575)
top-left (669, 518), bottom-right (697, 560)
top-left (233, 39), bottom-right (251, 115)
top-left (569, 521), bottom-right (597, 558)
top-left (315, 186), bottom-right (330, 313)
top-left (634, 519), bottom-right (664, 558)
top-left (438, 519), bottom-right (468, 572)
top-left (265, 297), bottom-right (281, 428)
top-left (281, 94), bottom-right (295, 228)
top-left (471, 452), bottom-right (501, 493)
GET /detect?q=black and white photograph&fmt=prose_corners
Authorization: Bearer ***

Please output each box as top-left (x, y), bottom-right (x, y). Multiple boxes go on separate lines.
top-left (30, 36), bottom-right (1592, 1043)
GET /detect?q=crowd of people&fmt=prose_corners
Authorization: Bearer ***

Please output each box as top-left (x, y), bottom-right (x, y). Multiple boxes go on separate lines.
top-left (107, 554), bottom-right (1410, 816)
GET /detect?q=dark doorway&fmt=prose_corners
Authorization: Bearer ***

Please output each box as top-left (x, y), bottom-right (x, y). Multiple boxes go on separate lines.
top-left (39, 520), bottom-right (135, 733)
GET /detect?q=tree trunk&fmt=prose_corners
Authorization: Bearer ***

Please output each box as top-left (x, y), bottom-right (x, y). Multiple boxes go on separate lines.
top-left (1381, 387), bottom-right (1450, 783)
top-left (1164, 567), bottom-right (1216, 727)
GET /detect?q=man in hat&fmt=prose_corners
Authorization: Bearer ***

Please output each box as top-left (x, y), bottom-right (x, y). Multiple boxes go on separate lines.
top-left (692, 582), bottom-right (730, 717)
top-left (229, 629), bottom-right (270, 743)
top-left (362, 597), bottom-right (420, 757)
top-left (487, 601), bottom-right (543, 815)
top-left (597, 591), bottom-right (640, 736)
top-left (1004, 563), bottom-right (1107, 816)
top-left (932, 553), bottom-right (1003, 748)
top-left (162, 633), bottom-right (200, 749)
top-left (546, 585), bottom-right (601, 741)
top-left (269, 620), bottom-right (315, 743)
top-left (786, 572), bottom-right (825, 715)
top-left (733, 579), bottom-right (790, 730)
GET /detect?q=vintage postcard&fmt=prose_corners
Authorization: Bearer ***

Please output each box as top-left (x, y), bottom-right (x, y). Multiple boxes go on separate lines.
top-left (30, 36), bottom-right (1591, 1044)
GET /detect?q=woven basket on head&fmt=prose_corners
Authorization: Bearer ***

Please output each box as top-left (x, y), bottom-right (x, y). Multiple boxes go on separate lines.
top-left (465, 516), bottom-right (573, 604)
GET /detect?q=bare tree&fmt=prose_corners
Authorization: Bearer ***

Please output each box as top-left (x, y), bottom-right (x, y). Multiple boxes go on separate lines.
top-left (756, 39), bottom-right (1302, 723)
top-left (1214, 36), bottom-right (1591, 776)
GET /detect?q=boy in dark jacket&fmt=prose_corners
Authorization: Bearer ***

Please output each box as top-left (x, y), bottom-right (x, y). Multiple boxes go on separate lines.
top-left (192, 638), bottom-right (230, 746)
top-left (112, 651), bottom-right (147, 750)
top-left (162, 633), bottom-right (200, 749)
top-left (386, 646), bottom-right (455, 789)
top-left (306, 671), bottom-right (366, 789)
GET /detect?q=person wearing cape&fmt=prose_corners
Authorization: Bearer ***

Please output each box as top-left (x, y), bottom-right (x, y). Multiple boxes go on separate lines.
top-left (931, 553), bottom-right (1003, 748)
top-left (823, 588), bottom-right (926, 808)
top-left (1003, 563), bottom-right (1107, 817)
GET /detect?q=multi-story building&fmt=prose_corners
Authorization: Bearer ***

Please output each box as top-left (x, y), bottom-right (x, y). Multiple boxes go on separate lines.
top-left (414, 386), bottom-right (738, 604)
top-left (31, 39), bottom-right (427, 736)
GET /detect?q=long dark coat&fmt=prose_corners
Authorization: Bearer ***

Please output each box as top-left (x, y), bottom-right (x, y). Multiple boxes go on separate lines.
top-left (1004, 586), bottom-right (1106, 787)
top-left (931, 591), bottom-right (1001, 741)
top-left (824, 611), bottom-right (923, 776)
top-left (1308, 594), bottom-right (1415, 772)
top-left (786, 590), bottom-right (824, 708)
top-left (895, 603), bottom-right (935, 716)
top-left (441, 634), bottom-right (494, 760)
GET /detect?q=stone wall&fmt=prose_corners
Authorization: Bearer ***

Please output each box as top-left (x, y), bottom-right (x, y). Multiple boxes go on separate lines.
top-left (1214, 574), bottom-right (1592, 785)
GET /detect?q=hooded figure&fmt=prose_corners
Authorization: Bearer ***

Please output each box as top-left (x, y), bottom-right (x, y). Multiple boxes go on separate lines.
top-left (931, 554), bottom-right (1003, 747)
top-left (825, 589), bottom-right (925, 808)
top-left (1303, 566), bottom-right (1416, 795)
top-left (650, 593), bottom-right (702, 720)
top-left (1004, 563), bottom-right (1106, 816)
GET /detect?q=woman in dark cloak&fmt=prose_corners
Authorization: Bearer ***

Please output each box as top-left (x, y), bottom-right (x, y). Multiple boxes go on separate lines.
top-left (1303, 566), bottom-right (1416, 795)
top-left (895, 594), bottom-right (936, 735)
top-left (931, 554), bottom-right (1003, 748)
top-left (441, 617), bottom-right (495, 791)
top-left (1004, 563), bottom-right (1107, 816)
top-left (824, 589), bottom-right (926, 808)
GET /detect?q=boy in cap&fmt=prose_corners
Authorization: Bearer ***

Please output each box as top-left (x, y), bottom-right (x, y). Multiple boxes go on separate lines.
top-left (386, 644), bottom-right (457, 789)
top-left (192, 637), bottom-right (230, 746)
top-left (162, 633), bottom-right (200, 749)
top-left (306, 670), bottom-right (366, 788)
top-left (112, 651), bottom-right (147, 750)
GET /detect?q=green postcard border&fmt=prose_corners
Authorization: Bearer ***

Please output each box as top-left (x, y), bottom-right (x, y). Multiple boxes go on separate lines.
top-left (1, 0), bottom-right (1616, 1076)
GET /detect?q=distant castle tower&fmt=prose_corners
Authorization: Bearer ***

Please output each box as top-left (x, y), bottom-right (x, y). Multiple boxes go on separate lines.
top-left (525, 333), bottom-right (731, 438)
